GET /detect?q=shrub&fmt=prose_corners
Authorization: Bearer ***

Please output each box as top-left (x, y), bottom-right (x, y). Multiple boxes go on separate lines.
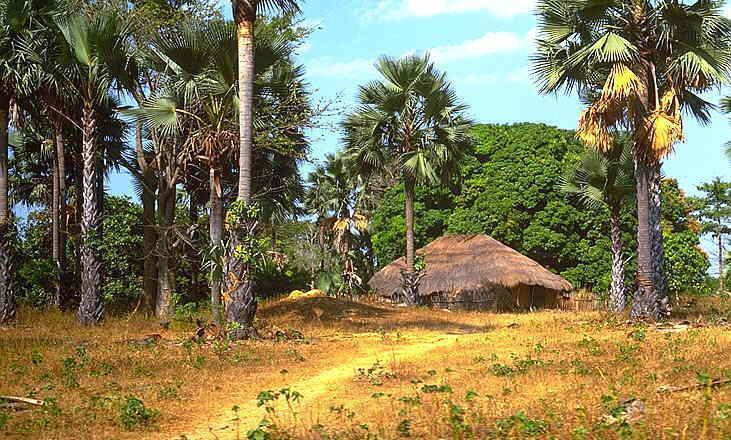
top-left (118, 396), bottom-right (156, 430)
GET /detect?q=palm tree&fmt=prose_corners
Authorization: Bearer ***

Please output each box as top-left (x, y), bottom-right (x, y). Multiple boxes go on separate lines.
top-left (562, 140), bottom-right (634, 312)
top-left (231, 0), bottom-right (299, 202)
top-left (306, 153), bottom-right (369, 293)
top-left (57, 10), bottom-right (139, 324)
top-left (343, 54), bottom-right (473, 305)
top-left (533, 0), bottom-right (731, 319)
top-left (0, 0), bottom-right (54, 322)
top-left (227, 0), bottom-right (300, 338)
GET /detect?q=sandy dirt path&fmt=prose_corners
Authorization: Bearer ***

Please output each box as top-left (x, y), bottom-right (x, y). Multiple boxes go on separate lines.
top-left (170, 332), bottom-right (466, 440)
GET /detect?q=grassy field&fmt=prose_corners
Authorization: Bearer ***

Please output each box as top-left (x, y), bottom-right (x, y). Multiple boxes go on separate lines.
top-left (1, 296), bottom-right (730, 439)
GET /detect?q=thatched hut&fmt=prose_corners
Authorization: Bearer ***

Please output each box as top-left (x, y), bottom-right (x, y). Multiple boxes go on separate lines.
top-left (368, 234), bottom-right (573, 311)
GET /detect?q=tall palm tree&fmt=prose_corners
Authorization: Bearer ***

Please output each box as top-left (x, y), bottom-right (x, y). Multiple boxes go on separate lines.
top-left (533, 0), bottom-right (731, 319)
top-left (57, 10), bottom-right (139, 324)
top-left (562, 140), bottom-right (634, 312)
top-left (231, 0), bottom-right (299, 202)
top-left (343, 54), bottom-right (473, 305)
top-left (228, 0), bottom-right (300, 338)
top-left (0, 0), bottom-right (53, 322)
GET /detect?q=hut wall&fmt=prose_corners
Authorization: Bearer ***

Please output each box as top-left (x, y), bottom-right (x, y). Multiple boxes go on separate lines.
top-left (423, 284), bottom-right (562, 312)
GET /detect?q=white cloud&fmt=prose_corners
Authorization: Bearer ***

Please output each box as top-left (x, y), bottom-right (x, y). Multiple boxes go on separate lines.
top-left (307, 57), bottom-right (376, 78)
top-left (428, 29), bottom-right (534, 63)
top-left (365, 0), bottom-right (535, 20)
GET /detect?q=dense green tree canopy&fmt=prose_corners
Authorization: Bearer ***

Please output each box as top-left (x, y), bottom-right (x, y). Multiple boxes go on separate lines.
top-left (370, 123), bottom-right (709, 297)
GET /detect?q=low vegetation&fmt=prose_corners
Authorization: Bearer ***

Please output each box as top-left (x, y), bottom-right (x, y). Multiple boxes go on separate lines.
top-left (1, 295), bottom-right (729, 439)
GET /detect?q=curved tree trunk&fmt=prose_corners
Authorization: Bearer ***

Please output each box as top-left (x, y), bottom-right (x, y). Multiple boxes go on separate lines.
top-left (0, 103), bottom-right (16, 324)
top-left (209, 168), bottom-right (223, 325)
top-left (631, 159), bottom-right (658, 319)
top-left (226, 10), bottom-right (257, 338)
top-left (609, 209), bottom-right (626, 312)
top-left (649, 163), bottom-right (669, 315)
top-left (77, 102), bottom-right (104, 325)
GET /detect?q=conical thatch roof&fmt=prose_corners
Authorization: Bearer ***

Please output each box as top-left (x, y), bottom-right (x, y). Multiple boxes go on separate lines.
top-left (369, 234), bottom-right (572, 297)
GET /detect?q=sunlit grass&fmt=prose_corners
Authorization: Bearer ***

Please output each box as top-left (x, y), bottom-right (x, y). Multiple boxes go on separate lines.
top-left (1, 296), bottom-right (729, 439)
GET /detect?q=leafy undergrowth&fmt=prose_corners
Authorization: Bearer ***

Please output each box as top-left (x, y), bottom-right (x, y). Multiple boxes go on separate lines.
top-left (0, 295), bottom-right (729, 439)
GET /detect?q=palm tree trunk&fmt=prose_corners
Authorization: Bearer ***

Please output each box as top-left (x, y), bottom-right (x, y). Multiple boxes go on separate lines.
top-left (631, 159), bottom-right (658, 319)
top-left (135, 121), bottom-right (157, 313)
top-left (52, 143), bottom-right (61, 306)
top-left (189, 192), bottom-right (200, 300)
top-left (155, 182), bottom-right (176, 321)
top-left (649, 163), bottom-right (669, 314)
top-left (609, 209), bottom-right (626, 312)
top-left (77, 101), bottom-right (104, 325)
top-left (401, 180), bottom-right (419, 305)
top-left (0, 101), bottom-right (16, 324)
top-left (52, 129), bottom-right (66, 309)
top-left (142, 170), bottom-right (157, 313)
top-left (404, 181), bottom-right (416, 271)
top-left (209, 168), bottom-right (223, 324)
top-left (236, 18), bottom-right (255, 202)
top-left (225, 13), bottom-right (257, 338)
top-left (718, 232), bottom-right (725, 294)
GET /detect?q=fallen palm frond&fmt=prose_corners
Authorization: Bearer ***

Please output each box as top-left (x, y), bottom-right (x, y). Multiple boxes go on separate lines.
top-left (657, 378), bottom-right (731, 393)
top-left (0, 395), bottom-right (46, 406)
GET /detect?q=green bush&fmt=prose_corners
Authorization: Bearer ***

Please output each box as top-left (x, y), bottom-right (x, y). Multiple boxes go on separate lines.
top-left (118, 396), bottom-right (156, 430)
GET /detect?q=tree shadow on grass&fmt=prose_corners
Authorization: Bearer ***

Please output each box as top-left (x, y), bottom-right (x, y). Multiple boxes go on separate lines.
top-left (260, 296), bottom-right (493, 334)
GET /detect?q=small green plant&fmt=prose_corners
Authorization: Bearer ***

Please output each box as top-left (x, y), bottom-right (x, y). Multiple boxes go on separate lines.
top-left (445, 400), bottom-right (472, 436)
top-left (496, 411), bottom-right (547, 436)
top-left (571, 359), bottom-right (590, 376)
top-left (490, 363), bottom-right (515, 377)
top-left (90, 361), bottom-right (113, 377)
top-left (615, 343), bottom-right (640, 364)
top-left (396, 419), bottom-right (412, 437)
top-left (159, 383), bottom-right (181, 400)
top-left (421, 383), bottom-right (453, 393)
top-left (0, 410), bottom-right (9, 429)
top-left (61, 357), bottom-right (79, 388)
top-left (118, 396), bottom-right (156, 430)
top-left (628, 329), bottom-right (646, 342)
top-left (578, 336), bottom-right (605, 356)
top-left (356, 360), bottom-right (396, 386)
top-left (247, 419), bottom-right (273, 440)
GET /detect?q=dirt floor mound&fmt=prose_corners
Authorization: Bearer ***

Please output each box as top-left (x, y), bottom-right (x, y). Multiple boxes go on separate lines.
top-left (261, 296), bottom-right (393, 323)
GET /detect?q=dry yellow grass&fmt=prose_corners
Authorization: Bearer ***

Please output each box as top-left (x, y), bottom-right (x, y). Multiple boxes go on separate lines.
top-left (1, 296), bottom-right (730, 439)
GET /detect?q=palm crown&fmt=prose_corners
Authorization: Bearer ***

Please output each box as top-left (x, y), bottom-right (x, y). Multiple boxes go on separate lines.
top-left (343, 54), bottom-right (472, 186)
top-left (533, 0), bottom-right (731, 162)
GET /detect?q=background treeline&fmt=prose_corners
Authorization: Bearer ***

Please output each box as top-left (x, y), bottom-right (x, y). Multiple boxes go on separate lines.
top-left (12, 123), bottom-right (717, 314)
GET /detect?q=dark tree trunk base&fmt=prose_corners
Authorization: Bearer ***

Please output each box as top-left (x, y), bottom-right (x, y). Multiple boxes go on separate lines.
top-left (630, 282), bottom-right (659, 320)
top-left (0, 223), bottom-right (16, 324)
top-left (400, 270), bottom-right (424, 306)
top-left (225, 271), bottom-right (258, 340)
